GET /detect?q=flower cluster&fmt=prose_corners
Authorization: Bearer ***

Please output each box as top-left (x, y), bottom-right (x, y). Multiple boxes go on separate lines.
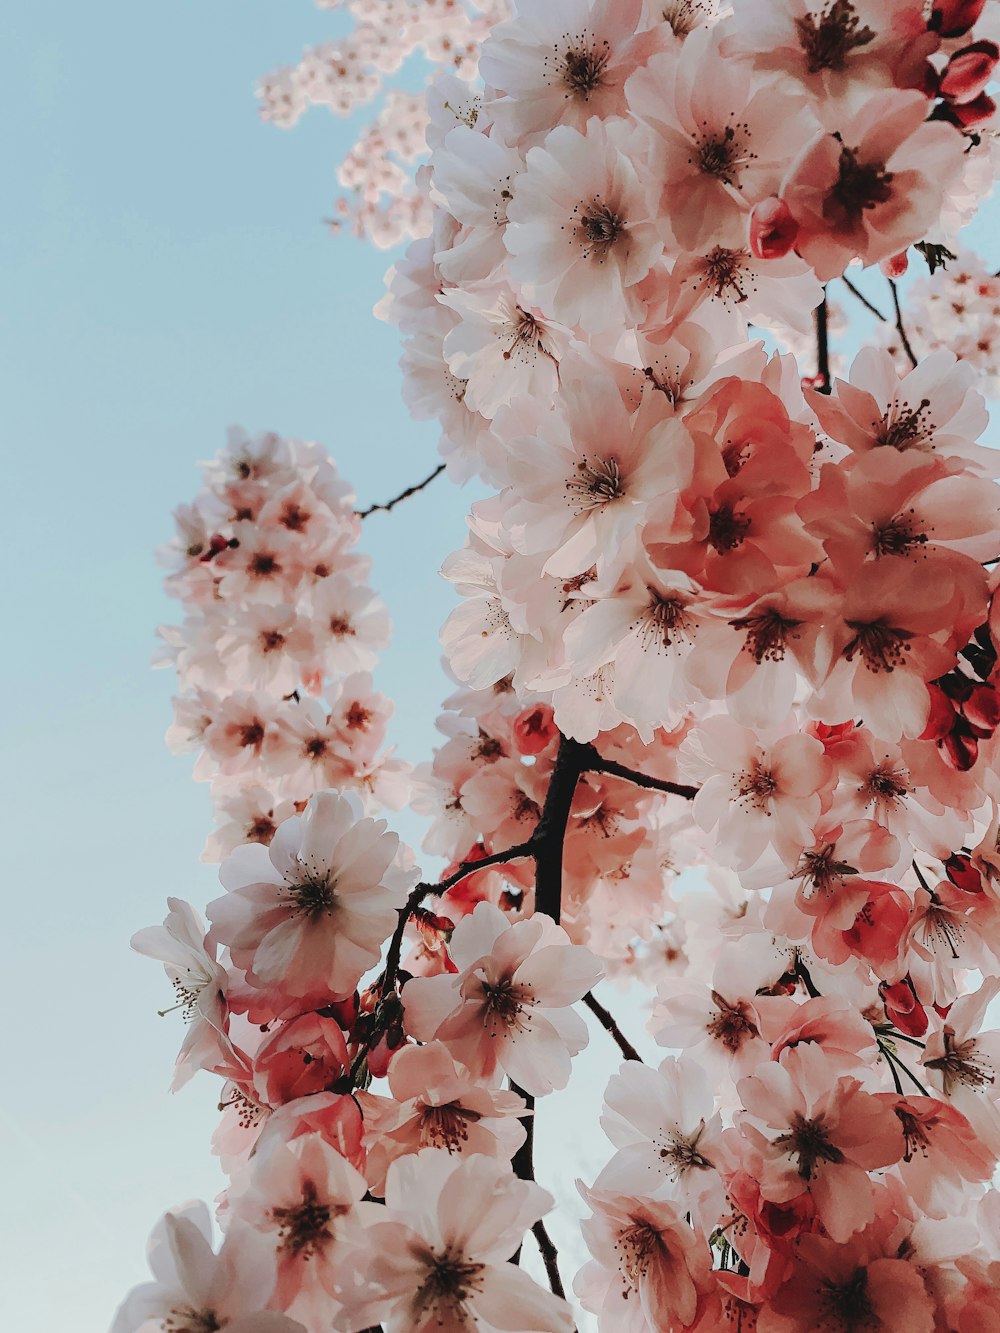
top-left (120, 1), bottom-right (1000, 1330)
top-left (157, 427), bottom-right (407, 863)
top-left (883, 247), bottom-right (1000, 398)
top-left (258, 0), bottom-right (511, 247)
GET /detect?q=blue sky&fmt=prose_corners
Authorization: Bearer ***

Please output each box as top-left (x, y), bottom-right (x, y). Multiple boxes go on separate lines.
top-left (5, 4), bottom-right (999, 1330)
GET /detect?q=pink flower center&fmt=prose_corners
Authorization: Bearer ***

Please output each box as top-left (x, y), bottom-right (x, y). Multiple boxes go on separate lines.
top-left (615, 1221), bottom-right (658, 1289)
top-left (871, 512), bottom-right (928, 558)
top-left (566, 455), bottom-right (625, 511)
top-left (874, 397), bottom-right (934, 451)
top-left (828, 141), bottom-right (895, 225)
top-left (414, 1248), bottom-right (485, 1315)
top-left (842, 621), bottom-right (912, 673)
top-left (774, 1111), bottom-right (845, 1179)
top-left (732, 609), bottom-right (801, 664)
top-left (272, 1180), bottom-right (335, 1257)
top-left (161, 1308), bottom-right (222, 1333)
top-left (924, 1032), bottom-right (996, 1093)
top-left (818, 1267), bottom-right (875, 1328)
top-left (794, 2), bottom-right (876, 74)
top-left (796, 844), bottom-right (858, 899)
top-left (735, 760), bottom-right (777, 811)
top-left (701, 246), bottom-right (751, 302)
top-left (557, 41), bottom-right (611, 98)
top-left (706, 991), bottom-right (760, 1052)
top-left (575, 200), bottom-right (627, 259)
top-left (418, 1102), bottom-right (482, 1151)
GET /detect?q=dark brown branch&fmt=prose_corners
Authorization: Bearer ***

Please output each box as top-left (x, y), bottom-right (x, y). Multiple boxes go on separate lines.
top-left (533, 735), bottom-right (590, 921)
top-left (531, 1220), bottom-right (567, 1299)
top-left (583, 991), bottom-right (644, 1063)
top-left (840, 273), bottom-right (887, 321)
top-left (509, 1080), bottom-right (536, 1267)
top-left (814, 292), bottom-right (832, 394)
top-left (888, 278), bottom-right (919, 369)
top-left (356, 462), bottom-right (446, 519)
top-left (580, 746), bottom-right (699, 801)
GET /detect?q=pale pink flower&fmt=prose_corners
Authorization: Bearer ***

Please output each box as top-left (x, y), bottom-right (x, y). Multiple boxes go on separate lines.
top-left (112, 1202), bottom-right (304, 1333)
top-left (737, 1045), bottom-right (904, 1242)
top-left (230, 1131), bottom-right (367, 1327)
top-left (439, 283), bottom-right (569, 418)
top-left (132, 897), bottom-right (243, 1090)
top-left (334, 1151), bottom-right (575, 1332)
top-left (482, 0), bottom-right (658, 145)
top-left (499, 373), bottom-right (694, 579)
top-left (808, 345), bottom-right (995, 473)
top-left (402, 900), bottom-right (603, 1095)
top-left (595, 1055), bottom-right (724, 1216)
top-left (684, 717), bottom-right (833, 869)
top-left (207, 791), bottom-right (405, 1006)
top-left (626, 29), bottom-right (813, 251)
top-left (431, 122), bottom-right (524, 284)
top-left (758, 1232), bottom-right (934, 1333)
top-left (358, 1040), bottom-right (527, 1194)
top-left (505, 116), bottom-right (663, 333)
top-left (203, 784), bottom-right (297, 863)
top-left (308, 574), bottom-right (391, 676)
top-left (781, 91), bottom-right (965, 279)
top-left (576, 1183), bottom-right (715, 1331)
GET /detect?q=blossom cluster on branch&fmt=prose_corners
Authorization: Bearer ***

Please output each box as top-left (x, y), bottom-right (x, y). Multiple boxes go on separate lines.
top-left (155, 427), bottom-right (408, 865)
top-left (258, 0), bottom-right (511, 248)
top-left (120, 1), bottom-right (1000, 1331)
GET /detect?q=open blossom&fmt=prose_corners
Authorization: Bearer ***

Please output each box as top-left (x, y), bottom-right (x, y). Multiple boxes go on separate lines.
top-left (780, 90), bottom-right (964, 279)
top-left (481, 0), bottom-right (658, 144)
top-left (113, 1202), bottom-right (305, 1333)
top-left (358, 1040), bottom-right (527, 1194)
top-left (207, 791), bottom-right (406, 1006)
top-left (504, 115), bottom-right (663, 333)
top-left (684, 717), bottom-right (833, 868)
top-left (595, 1055), bottom-right (725, 1216)
top-left (626, 28), bottom-right (812, 251)
top-left (402, 900), bottom-right (603, 1095)
top-left (736, 1045), bottom-right (904, 1242)
top-left (335, 1151), bottom-right (575, 1332)
top-left (576, 1182), bottom-right (715, 1331)
top-left (131, 897), bottom-right (242, 1090)
top-left (230, 1131), bottom-right (368, 1328)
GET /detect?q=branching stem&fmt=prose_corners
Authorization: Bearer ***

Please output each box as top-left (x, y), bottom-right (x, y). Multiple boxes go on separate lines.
top-left (356, 462), bottom-right (446, 519)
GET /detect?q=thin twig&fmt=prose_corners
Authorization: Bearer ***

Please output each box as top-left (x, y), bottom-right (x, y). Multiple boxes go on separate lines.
top-left (888, 279), bottom-right (919, 369)
top-left (840, 273), bottom-right (887, 321)
top-left (583, 991), bottom-right (644, 1062)
top-left (509, 1080), bottom-right (536, 1268)
top-left (581, 747), bottom-right (700, 801)
top-left (356, 462), bottom-right (446, 519)
top-left (531, 1221), bottom-right (567, 1299)
top-left (381, 841), bottom-right (536, 998)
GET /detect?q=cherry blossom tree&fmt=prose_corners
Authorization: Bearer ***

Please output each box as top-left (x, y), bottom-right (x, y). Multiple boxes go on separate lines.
top-left (118, 2), bottom-right (1000, 1330)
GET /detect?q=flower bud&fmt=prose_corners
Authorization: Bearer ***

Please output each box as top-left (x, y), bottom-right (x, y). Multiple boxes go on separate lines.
top-left (749, 196), bottom-right (799, 260)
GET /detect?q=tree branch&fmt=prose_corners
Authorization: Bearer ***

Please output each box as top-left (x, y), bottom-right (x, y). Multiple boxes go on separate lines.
top-left (531, 1220), bottom-right (567, 1299)
top-left (580, 746), bottom-right (699, 801)
top-left (583, 991), bottom-right (644, 1063)
top-left (533, 735), bottom-right (590, 921)
top-left (839, 274), bottom-right (887, 322)
top-left (814, 292), bottom-right (832, 394)
top-left (888, 278), bottom-right (919, 369)
top-left (356, 462), bottom-right (446, 519)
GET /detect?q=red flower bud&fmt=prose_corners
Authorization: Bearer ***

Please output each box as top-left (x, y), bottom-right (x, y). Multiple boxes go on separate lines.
top-left (931, 0), bottom-right (987, 39)
top-left (750, 197), bottom-right (799, 260)
top-left (941, 39), bottom-right (999, 103)
top-left (513, 703), bottom-right (558, 755)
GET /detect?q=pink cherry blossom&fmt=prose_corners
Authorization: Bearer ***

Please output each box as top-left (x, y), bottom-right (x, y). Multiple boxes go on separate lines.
top-left (402, 900), bottom-right (603, 1094)
top-left (334, 1150), bottom-right (575, 1332)
top-left (207, 790), bottom-right (406, 1006)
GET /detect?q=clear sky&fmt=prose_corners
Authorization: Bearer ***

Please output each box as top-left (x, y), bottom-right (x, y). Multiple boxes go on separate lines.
top-left (4, 5), bottom-right (998, 1331)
